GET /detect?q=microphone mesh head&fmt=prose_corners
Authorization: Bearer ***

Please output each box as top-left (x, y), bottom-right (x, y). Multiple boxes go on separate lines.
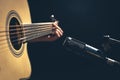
top-left (63, 37), bottom-right (85, 54)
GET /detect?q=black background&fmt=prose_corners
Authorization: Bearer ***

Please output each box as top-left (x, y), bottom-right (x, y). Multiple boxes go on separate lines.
top-left (27, 0), bottom-right (120, 80)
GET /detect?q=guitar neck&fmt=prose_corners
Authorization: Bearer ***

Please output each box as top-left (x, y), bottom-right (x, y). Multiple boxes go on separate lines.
top-left (21, 22), bottom-right (53, 43)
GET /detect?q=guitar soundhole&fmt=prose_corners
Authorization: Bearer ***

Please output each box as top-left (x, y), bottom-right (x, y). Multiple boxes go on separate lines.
top-left (9, 17), bottom-right (23, 50)
top-left (6, 10), bottom-right (24, 56)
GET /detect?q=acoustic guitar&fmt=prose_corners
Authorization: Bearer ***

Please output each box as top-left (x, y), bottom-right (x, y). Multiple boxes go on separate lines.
top-left (0, 0), bottom-right (54, 80)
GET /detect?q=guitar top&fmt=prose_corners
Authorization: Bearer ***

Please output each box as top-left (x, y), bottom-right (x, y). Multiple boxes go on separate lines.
top-left (0, 0), bottom-right (31, 80)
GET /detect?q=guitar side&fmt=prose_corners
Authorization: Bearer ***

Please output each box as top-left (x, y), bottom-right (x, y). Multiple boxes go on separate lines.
top-left (0, 0), bottom-right (31, 80)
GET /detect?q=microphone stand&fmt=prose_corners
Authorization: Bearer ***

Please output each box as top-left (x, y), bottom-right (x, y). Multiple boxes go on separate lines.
top-left (103, 35), bottom-right (120, 45)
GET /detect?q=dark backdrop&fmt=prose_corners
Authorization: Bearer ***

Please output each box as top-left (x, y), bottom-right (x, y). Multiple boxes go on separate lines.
top-left (27, 0), bottom-right (120, 80)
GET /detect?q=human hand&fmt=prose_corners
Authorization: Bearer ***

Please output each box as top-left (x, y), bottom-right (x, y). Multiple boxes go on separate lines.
top-left (30, 21), bottom-right (63, 42)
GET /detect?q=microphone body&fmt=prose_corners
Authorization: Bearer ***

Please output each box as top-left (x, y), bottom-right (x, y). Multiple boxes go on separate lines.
top-left (63, 37), bottom-right (120, 66)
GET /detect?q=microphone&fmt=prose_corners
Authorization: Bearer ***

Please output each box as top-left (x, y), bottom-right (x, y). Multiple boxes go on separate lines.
top-left (63, 37), bottom-right (120, 66)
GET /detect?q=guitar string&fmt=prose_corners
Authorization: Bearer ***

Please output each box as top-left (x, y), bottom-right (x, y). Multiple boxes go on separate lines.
top-left (0, 23), bottom-right (54, 52)
top-left (0, 26), bottom-right (52, 46)
top-left (0, 30), bottom-right (51, 47)
top-left (0, 22), bottom-right (53, 30)
top-left (0, 29), bottom-right (51, 45)
top-left (0, 27), bottom-right (52, 45)
top-left (0, 22), bottom-right (53, 28)
top-left (0, 29), bottom-right (52, 52)
top-left (0, 26), bottom-right (52, 38)
top-left (0, 23), bottom-right (53, 39)
top-left (0, 28), bottom-right (51, 45)
top-left (0, 24), bottom-right (53, 33)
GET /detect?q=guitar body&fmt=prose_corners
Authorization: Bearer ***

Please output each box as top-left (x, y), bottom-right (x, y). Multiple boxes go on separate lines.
top-left (0, 0), bottom-right (31, 80)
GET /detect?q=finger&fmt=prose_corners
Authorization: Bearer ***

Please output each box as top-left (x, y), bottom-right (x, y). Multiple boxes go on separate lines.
top-left (52, 26), bottom-right (63, 36)
top-left (55, 29), bottom-right (63, 37)
top-left (56, 29), bottom-right (63, 36)
top-left (53, 22), bottom-right (63, 33)
top-left (55, 29), bottom-right (61, 37)
top-left (54, 21), bottom-right (58, 25)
